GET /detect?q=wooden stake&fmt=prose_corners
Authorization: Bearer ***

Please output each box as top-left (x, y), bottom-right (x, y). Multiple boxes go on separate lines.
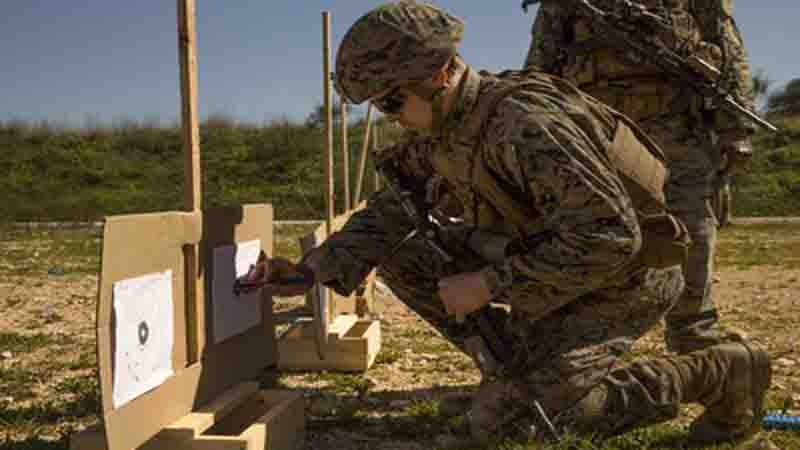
top-left (373, 122), bottom-right (381, 191)
top-left (341, 101), bottom-right (351, 212)
top-left (353, 103), bottom-right (374, 205)
top-left (177, 0), bottom-right (205, 363)
top-left (323, 11), bottom-right (334, 236)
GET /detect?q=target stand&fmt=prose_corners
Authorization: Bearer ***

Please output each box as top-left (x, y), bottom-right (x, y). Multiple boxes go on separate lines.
top-left (277, 207), bottom-right (381, 373)
top-left (70, 206), bottom-right (305, 450)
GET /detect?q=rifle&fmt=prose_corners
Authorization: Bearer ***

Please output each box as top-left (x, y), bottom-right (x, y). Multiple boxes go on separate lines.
top-left (522, 0), bottom-right (777, 132)
top-left (377, 158), bottom-right (561, 440)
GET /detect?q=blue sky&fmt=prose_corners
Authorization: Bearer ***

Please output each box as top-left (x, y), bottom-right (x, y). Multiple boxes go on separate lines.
top-left (1, 1), bottom-right (798, 126)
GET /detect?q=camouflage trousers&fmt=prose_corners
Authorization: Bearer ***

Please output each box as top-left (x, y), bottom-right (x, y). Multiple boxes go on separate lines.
top-left (642, 118), bottom-right (723, 353)
top-left (378, 232), bottom-right (686, 441)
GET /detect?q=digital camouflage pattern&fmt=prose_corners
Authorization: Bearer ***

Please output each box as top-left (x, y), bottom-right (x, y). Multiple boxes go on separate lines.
top-left (301, 65), bottom-right (698, 440)
top-left (524, 0), bottom-right (756, 132)
top-left (524, 0), bottom-right (756, 353)
top-left (296, 1), bottom-right (771, 442)
top-left (335, 1), bottom-right (463, 103)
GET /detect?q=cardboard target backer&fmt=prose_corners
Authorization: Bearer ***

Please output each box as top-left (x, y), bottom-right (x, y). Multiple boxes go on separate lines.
top-left (96, 204), bottom-right (276, 450)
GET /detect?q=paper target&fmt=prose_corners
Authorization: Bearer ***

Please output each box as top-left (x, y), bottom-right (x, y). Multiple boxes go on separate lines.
top-left (211, 239), bottom-right (262, 343)
top-left (112, 270), bottom-right (175, 408)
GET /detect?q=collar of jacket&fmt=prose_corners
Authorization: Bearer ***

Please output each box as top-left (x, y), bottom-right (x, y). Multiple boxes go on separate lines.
top-left (435, 66), bottom-right (483, 141)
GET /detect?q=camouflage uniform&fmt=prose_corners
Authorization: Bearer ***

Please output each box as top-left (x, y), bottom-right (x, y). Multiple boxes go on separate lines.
top-left (293, 1), bottom-right (770, 443)
top-left (524, 0), bottom-right (757, 353)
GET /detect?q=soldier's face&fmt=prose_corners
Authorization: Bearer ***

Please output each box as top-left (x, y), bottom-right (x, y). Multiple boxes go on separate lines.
top-left (373, 87), bottom-right (434, 131)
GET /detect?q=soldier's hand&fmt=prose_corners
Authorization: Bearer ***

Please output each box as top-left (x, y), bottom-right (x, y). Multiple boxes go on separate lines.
top-left (235, 256), bottom-right (314, 297)
top-left (438, 271), bottom-right (492, 317)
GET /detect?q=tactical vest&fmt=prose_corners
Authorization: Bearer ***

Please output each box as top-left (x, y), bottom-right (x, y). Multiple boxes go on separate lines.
top-left (561, 0), bottom-right (721, 122)
top-left (432, 69), bottom-right (689, 271)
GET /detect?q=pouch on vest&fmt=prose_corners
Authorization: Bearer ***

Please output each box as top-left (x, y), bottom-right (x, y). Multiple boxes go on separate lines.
top-left (608, 120), bottom-right (690, 268)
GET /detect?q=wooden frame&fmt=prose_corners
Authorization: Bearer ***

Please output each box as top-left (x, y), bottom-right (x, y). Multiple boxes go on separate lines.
top-left (70, 2), bottom-right (305, 449)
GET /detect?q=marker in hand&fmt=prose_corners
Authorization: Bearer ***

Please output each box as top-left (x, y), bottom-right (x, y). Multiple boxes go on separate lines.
top-left (233, 263), bottom-right (307, 296)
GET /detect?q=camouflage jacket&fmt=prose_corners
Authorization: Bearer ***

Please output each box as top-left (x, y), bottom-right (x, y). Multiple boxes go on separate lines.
top-left (525, 0), bottom-right (755, 136)
top-left (302, 67), bottom-right (646, 321)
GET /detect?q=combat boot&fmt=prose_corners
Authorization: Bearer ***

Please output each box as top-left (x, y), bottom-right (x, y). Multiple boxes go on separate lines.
top-left (665, 308), bottom-right (745, 354)
top-left (676, 342), bottom-right (772, 444)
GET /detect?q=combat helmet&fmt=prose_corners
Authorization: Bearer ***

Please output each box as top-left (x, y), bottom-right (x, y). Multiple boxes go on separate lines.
top-left (335, 1), bottom-right (464, 104)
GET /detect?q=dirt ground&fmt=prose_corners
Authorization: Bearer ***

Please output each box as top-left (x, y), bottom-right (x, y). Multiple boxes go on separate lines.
top-left (0, 223), bottom-right (798, 449)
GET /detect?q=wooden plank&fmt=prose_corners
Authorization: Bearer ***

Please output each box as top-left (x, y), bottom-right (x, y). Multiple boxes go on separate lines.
top-left (277, 319), bottom-right (381, 372)
top-left (75, 388), bottom-right (302, 450)
top-left (96, 206), bottom-right (274, 450)
top-left (161, 382), bottom-right (260, 438)
top-left (341, 101), bottom-right (351, 212)
top-left (322, 11), bottom-right (334, 235)
top-left (373, 124), bottom-right (381, 191)
top-left (97, 212), bottom-right (194, 417)
top-left (177, 0), bottom-right (201, 211)
top-left (353, 103), bottom-right (373, 206)
top-left (104, 360), bottom-right (204, 450)
top-left (178, 0), bottom-right (206, 365)
top-left (250, 391), bottom-right (305, 450)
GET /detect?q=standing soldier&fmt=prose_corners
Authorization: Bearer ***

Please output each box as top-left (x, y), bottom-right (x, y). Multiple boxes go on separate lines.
top-left (524, 0), bottom-right (757, 354)
top-left (249, 1), bottom-right (770, 444)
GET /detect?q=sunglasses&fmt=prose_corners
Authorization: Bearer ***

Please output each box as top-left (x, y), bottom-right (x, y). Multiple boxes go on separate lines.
top-left (372, 87), bottom-right (407, 115)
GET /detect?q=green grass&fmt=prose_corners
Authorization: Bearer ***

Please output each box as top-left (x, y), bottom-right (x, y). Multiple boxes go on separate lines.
top-left (0, 367), bottom-right (37, 401)
top-left (272, 223), bottom-right (320, 259)
top-left (0, 115), bottom-right (795, 223)
top-left (716, 223), bottom-right (800, 269)
top-left (0, 228), bottom-right (100, 276)
top-left (0, 332), bottom-right (73, 355)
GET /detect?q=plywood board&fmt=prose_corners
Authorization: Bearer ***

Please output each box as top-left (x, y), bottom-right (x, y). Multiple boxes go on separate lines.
top-left (72, 387), bottom-right (304, 450)
top-left (96, 204), bottom-right (276, 450)
top-left (98, 211), bottom-right (200, 450)
top-left (278, 317), bottom-right (381, 372)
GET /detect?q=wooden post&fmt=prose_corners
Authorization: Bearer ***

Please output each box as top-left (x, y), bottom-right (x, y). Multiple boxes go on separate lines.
top-left (323, 11), bottom-right (334, 236)
top-left (341, 101), bottom-right (351, 212)
top-left (177, 0), bottom-right (205, 363)
top-left (373, 122), bottom-right (381, 191)
top-left (353, 103), bottom-right (373, 205)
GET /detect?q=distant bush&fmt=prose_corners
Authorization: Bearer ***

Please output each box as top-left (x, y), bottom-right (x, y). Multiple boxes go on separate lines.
top-left (0, 117), bottom-right (400, 222)
top-left (732, 115), bottom-right (800, 217)
top-left (0, 114), bottom-right (797, 222)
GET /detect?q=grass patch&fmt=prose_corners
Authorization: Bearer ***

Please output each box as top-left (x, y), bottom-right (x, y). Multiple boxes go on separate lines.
top-left (374, 345), bottom-right (403, 366)
top-left (716, 223), bottom-right (800, 269)
top-left (300, 372), bottom-right (374, 396)
top-left (0, 436), bottom-right (70, 450)
top-left (0, 333), bottom-right (72, 355)
top-left (65, 350), bottom-right (96, 372)
top-left (0, 367), bottom-right (37, 401)
top-left (0, 376), bottom-right (99, 432)
top-left (272, 223), bottom-right (320, 260)
top-left (0, 228), bottom-right (100, 276)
